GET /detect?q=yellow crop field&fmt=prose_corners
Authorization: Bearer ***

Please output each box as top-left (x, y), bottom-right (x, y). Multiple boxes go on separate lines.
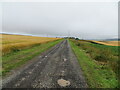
top-left (91, 40), bottom-right (120, 46)
top-left (0, 34), bottom-right (60, 55)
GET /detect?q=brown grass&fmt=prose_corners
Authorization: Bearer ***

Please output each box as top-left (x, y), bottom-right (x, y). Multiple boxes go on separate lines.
top-left (0, 34), bottom-right (60, 55)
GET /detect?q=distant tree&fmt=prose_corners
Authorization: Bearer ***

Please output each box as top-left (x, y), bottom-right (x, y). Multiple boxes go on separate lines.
top-left (69, 37), bottom-right (75, 39)
top-left (75, 38), bottom-right (79, 40)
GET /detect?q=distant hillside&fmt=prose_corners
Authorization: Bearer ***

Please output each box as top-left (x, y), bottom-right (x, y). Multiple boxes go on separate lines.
top-left (88, 38), bottom-right (120, 41)
top-left (104, 38), bottom-right (120, 41)
top-left (0, 32), bottom-right (34, 37)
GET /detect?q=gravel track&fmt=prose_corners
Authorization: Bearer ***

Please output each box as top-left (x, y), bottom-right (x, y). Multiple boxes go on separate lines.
top-left (2, 40), bottom-right (88, 88)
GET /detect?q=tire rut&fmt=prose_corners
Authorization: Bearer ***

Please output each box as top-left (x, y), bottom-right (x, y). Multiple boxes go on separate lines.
top-left (2, 40), bottom-right (88, 88)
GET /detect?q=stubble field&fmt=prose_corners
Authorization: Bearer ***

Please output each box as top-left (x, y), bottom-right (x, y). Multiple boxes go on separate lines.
top-left (91, 40), bottom-right (120, 46)
top-left (0, 34), bottom-right (60, 55)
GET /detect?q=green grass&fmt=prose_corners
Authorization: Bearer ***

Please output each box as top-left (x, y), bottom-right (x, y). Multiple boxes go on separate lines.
top-left (72, 40), bottom-right (119, 74)
top-left (2, 39), bottom-right (62, 76)
top-left (69, 40), bottom-right (118, 88)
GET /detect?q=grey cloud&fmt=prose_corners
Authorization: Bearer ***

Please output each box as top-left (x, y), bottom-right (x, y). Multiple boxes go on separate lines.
top-left (1, 2), bottom-right (118, 39)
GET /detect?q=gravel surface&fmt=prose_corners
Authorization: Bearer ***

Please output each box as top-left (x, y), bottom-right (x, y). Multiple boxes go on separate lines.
top-left (2, 40), bottom-right (88, 88)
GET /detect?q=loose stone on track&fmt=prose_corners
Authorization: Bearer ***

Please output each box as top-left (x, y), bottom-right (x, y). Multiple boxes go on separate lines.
top-left (57, 79), bottom-right (70, 87)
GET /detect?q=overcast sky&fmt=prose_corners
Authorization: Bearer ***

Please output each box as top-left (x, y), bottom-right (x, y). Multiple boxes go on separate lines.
top-left (1, 1), bottom-right (118, 39)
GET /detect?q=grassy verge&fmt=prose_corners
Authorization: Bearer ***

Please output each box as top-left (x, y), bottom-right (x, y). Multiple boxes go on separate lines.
top-left (2, 39), bottom-right (62, 76)
top-left (69, 40), bottom-right (118, 88)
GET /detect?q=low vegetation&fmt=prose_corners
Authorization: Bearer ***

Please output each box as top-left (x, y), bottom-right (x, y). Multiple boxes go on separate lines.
top-left (2, 39), bottom-right (62, 76)
top-left (0, 34), bottom-right (60, 55)
top-left (1, 34), bottom-right (62, 76)
top-left (69, 39), bottom-right (119, 88)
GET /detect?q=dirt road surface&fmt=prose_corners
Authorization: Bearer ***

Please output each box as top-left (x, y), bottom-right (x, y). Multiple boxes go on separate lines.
top-left (2, 40), bottom-right (88, 88)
